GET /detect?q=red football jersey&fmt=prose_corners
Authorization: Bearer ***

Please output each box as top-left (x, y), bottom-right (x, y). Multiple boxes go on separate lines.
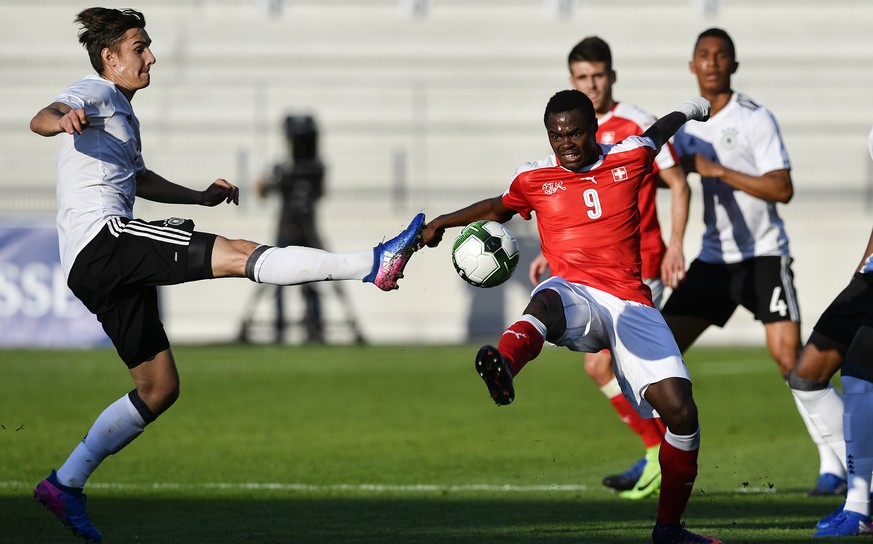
top-left (598, 102), bottom-right (678, 279)
top-left (503, 136), bottom-right (657, 306)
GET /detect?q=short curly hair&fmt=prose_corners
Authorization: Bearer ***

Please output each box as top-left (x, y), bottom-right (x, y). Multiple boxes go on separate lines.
top-left (543, 89), bottom-right (596, 128)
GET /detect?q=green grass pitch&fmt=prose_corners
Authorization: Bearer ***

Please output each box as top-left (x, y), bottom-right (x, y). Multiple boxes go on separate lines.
top-left (0, 345), bottom-right (850, 543)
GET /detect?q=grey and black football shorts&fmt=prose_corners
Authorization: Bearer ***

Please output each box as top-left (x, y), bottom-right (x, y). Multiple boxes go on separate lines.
top-left (812, 272), bottom-right (873, 347)
top-left (67, 217), bottom-right (217, 368)
top-left (662, 255), bottom-right (800, 327)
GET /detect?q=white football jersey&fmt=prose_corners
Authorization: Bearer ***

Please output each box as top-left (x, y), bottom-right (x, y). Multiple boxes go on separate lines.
top-left (52, 75), bottom-right (146, 278)
top-left (674, 92), bottom-right (791, 264)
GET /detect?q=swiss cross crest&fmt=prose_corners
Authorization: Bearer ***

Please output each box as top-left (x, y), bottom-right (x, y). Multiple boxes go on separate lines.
top-left (601, 131), bottom-right (616, 144)
top-left (542, 181), bottom-right (567, 195)
top-left (611, 167), bottom-right (628, 182)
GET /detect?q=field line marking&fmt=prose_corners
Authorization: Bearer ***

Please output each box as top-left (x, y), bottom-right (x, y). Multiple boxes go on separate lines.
top-left (0, 481), bottom-right (588, 493)
top-left (1, 480), bottom-right (785, 494)
top-left (734, 486), bottom-right (778, 494)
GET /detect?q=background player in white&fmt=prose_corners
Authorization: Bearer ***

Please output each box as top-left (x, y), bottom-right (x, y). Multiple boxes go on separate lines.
top-left (30, 8), bottom-right (423, 542)
top-left (663, 27), bottom-right (845, 496)
top-left (788, 126), bottom-right (873, 537)
top-left (421, 89), bottom-right (720, 544)
top-left (529, 36), bottom-right (690, 499)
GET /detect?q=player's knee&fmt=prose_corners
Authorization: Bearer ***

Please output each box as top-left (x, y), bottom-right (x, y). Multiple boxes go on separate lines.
top-left (136, 380), bottom-right (180, 417)
top-left (584, 352), bottom-right (612, 381)
top-left (663, 400), bottom-right (698, 436)
top-left (766, 327), bottom-right (801, 376)
top-left (153, 386), bottom-right (179, 416)
top-left (212, 237), bottom-right (260, 278)
top-left (646, 378), bottom-right (697, 434)
top-left (525, 288), bottom-right (566, 341)
top-left (769, 349), bottom-right (797, 378)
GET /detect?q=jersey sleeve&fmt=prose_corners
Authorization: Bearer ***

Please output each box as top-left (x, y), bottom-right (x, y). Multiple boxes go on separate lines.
top-left (501, 174), bottom-right (533, 220)
top-left (750, 109), bottom-right (791, 174)
top-left (500, 160), bottom-right (542, 220)
top-left (54, 81), bottom-right (102, 124)
top-left (653, 141), bottom-right (679, 172)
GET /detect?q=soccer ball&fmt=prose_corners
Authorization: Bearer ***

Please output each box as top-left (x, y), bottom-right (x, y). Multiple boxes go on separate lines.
top-left (451, 220), bottom-right (520, 288)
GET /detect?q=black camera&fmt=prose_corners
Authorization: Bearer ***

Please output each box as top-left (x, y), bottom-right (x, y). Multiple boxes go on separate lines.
top-left (284, 115), bottom-right (318, 161)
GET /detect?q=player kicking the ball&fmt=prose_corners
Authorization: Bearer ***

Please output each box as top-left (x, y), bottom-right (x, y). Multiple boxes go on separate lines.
top-left (30, 8), bottom-right (423, 542)
top-left (420, 90), bottom-right (721, 544)
top-left (529, 36), bottom-right (691, 499)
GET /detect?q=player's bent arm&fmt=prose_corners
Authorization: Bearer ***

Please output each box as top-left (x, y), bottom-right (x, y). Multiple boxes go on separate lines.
top-left (727, 168), bottom-right (793, 203)
top-left (136, 170), bottom-right (240, 206)
top-left (30, 102), bottom-right (88, 136)
top-left (422, 196), bottom-right (515, 248)
top-left (659, 165), bottom-right (689, 287)
top-left (693, 157), bottom-right (793, 203)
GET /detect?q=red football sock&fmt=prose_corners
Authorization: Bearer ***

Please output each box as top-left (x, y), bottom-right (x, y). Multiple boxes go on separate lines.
top-left (608, 394), bottom-right (665, 448)
top-left (497, 320), bottom-right (544, 376)
top-left (656, 438), bottom-right (699, 525)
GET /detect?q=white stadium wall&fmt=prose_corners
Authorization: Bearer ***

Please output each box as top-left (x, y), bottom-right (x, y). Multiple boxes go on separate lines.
top-left (1, 0), bottom-right (872, 345)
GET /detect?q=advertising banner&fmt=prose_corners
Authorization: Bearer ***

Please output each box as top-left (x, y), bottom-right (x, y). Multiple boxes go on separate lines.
top-left (0, 223), bottom-right (108, 348)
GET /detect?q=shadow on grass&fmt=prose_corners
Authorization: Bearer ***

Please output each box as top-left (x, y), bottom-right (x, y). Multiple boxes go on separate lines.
top-left (4, 490), bottom-right (844, 544)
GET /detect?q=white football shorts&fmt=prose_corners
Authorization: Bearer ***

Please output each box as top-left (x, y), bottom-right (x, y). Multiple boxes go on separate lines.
top-left (532, 276), bottom-right (690, 418)
top-left (644, 276), bottom-right (665, 309)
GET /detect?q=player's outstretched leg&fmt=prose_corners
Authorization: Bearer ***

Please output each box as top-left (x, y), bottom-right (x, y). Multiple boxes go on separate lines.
top-left (603, 456), bottom-right (646, 491)
top-left (652, 522), bottom-right (723, 544)
top-left (363, 213), bottom-right (425, 291)
top-left (475, 345), bottom-right (515, 406)
top-left (34, 470), bottom-right (103, 543)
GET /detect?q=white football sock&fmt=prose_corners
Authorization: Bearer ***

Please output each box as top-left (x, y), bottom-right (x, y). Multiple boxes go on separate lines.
top-left (518, 314), bottom-right (548, 338)
top-left (791, 385), bottom-right (847, 475)
top-left (664, 426), bottom-right (700, 452)
top-left (599, 376), bottom-right (622, 399)
top-left (252, 246), bottom-right (372, 285)
top-left (791, 385), bottom-right (847, 477)
top-left (842, 375), bottom-right (873, 516)
top-left (56, 394), bottom-right (147, 488)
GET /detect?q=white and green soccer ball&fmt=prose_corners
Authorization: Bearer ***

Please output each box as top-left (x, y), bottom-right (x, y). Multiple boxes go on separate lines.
top-left (451, 220), bottom-right (520, 288)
